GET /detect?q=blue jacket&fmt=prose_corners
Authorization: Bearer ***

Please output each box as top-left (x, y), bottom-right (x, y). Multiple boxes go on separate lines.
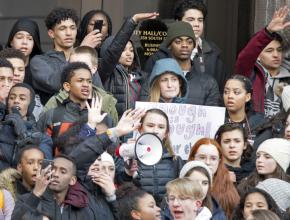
top-left (149, 58), bottom-right (188, 103)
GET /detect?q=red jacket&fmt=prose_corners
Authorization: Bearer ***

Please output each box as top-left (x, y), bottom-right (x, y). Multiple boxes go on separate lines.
top-left (235, 28), bottom-right (274, 113)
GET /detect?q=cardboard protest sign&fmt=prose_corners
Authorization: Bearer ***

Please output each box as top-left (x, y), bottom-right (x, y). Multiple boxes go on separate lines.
top-left (135, 102), bottom-right (226, 160)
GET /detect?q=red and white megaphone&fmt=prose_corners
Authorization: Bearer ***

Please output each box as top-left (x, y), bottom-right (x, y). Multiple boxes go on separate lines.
top-left (118, 133), bottom-right (163, 166)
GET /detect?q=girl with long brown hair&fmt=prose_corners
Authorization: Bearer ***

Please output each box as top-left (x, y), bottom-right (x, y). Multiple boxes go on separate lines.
top-left (238, 138), bottom-right (290, 193)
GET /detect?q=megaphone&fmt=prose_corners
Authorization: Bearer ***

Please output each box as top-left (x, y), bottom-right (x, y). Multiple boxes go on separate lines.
top-left (118, 133), bottom-right (163, 166)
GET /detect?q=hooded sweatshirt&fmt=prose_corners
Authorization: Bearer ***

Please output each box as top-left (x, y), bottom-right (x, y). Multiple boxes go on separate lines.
top-left (149, 58), bottom-right (188, 103)
top-left (6, 18), bottom-right (42, 86)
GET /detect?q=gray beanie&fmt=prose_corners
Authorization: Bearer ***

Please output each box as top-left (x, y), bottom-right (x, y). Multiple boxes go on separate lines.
top-left (281, 85), bottom-right (290, 111)
top-left (164, 21), bottom-right (195, 47)
top-left (256, 178), bottom-right (290, 211)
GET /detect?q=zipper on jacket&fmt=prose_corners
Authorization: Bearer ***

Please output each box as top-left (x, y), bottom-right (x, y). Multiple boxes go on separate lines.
top-left (153, 165), bottom-right (158, 198)
top-left (119, 67), bottom-right (130, 110)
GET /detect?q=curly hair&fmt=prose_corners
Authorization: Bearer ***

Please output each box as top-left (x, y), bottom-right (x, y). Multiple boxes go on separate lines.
top-left (116, 182), bottom-right (150, 220)
top-left (0, 58), bottom-right (14, 69)
top-left (45, 7), bottom-right (79, 30)
top-left (232, 187), bottom-right (283, 220)
top-left (0, 48), bottom-right (25, 62)
top-left (225, 75), bottom-right (254, 114)
top-left (61, 61), bottom-right (91, 84)
top-left (174, 0), bottom-right (207, 20)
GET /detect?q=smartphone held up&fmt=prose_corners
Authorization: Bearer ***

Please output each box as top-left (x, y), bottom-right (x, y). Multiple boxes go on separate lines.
top-left (94, 20), bottom-right (103, 32)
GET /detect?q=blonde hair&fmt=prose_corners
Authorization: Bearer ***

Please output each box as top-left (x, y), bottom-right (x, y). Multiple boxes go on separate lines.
top-left (166, 177), bottom-right (204, 200)
top-left (149, 78), bottom-right (161, 102)
top-left (0, 168), bottom-right (21, 199)
top-left (149, 73), bottom-right (182, 102)
top-left (72, 46), bottom-right (98, 66)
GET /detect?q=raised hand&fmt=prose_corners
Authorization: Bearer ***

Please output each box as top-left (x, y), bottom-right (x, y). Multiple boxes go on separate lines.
top-left (267, 6), bottom-right (290, 33)
top-left (86, 95), bottom-right (107, 129)
top-left (115, 108), bottom-right (146, 137)
top-left (132, 12), bottom-right (159, 23)
top-left (80, 29), bottom-right (103, 49)
top-left (32, 165), bottom-right (53, 198)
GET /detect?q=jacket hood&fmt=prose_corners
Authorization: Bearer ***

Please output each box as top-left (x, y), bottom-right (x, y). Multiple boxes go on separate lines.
top-left (149, 58), bottom-right (188, 101)
top-left (6, 18), bottom-right (42, 58)
top-left (64, 181), bottom-right (89, 208)
top-left (196, 206), bottom-right (212, 220)
top-left (7, 83), bottom-right (36, 119)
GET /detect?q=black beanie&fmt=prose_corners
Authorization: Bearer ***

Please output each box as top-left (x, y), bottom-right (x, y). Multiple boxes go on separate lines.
top-left (6, 18), bottom-right (43, 58)
top-left (8, 83), bottom-right (36, 118)
top-left (164, 21), bottom-right (195, 47)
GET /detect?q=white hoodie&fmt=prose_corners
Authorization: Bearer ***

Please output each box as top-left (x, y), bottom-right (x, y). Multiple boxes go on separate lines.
top-left (195, 206), bottom-right (212, 220)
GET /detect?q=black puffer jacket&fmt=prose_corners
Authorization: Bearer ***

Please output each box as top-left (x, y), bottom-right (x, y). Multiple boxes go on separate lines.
top-left (145, 39), bottom-right (227, 94)
top-left (99, 18), bottom-right (148, 119)
top-left (116, 152), bottom-right (184, 205)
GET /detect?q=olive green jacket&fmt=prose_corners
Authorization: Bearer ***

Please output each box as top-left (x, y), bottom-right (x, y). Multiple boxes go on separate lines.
top-left (43, 86), bottom-right (118, 125)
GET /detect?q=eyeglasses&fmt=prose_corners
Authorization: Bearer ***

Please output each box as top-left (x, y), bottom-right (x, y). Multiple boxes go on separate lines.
top-left (165, 195), bottom-right (193, 204)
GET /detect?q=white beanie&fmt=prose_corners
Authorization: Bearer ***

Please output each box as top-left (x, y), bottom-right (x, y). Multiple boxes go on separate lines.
top-left (281, 85), bottom-right (290, 111)
top-left (100, 152), bottom-right (114, 166)
top-left (256, 178), bottom-right (290, 211)
top-left (179, 161), bottom-right (213, 184)
top-left (257, 138), bottom-right (290, 172)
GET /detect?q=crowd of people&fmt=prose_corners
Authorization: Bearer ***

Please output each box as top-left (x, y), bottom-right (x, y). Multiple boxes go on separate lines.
top-left (0, 0), bottom-right (290, 219)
